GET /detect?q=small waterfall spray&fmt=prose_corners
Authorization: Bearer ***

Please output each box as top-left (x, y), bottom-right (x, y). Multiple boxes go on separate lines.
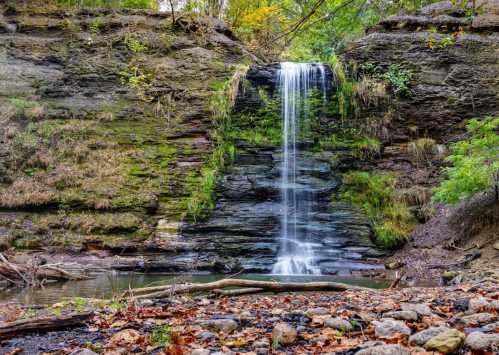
top-left (272, 62), bottom-right (327, 275)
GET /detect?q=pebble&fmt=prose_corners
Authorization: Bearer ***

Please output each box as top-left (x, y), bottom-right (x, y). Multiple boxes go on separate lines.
top-left (459, 312), bottom-right (497, 326)
top-left (324, 317), bottom-right (353, 331)
top-left (424, 329), bottom-right (465, 353)
top-left (409, 326), bottom-right (450, 346)
top-left (306, 307), bottom-right (329, 316)
top-left (272, 322), bottom-right (297, 346)
top-left (355, 344), bottom-right (410, 355)
top-left (468, 297), bottom-right (490, 312)
top-left (252, 339), bottom-right (270, 349)
top-left (400, 303), bottom-right (433, 316)
top-left (465, 331), bottom-right (499, 350)
top-left (372, 319), bottom-right (411, 337)
top-left (383, 310), bottom-right (418, 321)
top-left (69, 350), bottom-right (98, 355)
top-left (196, 319), bottom-right (238, 334)
top-left (191, 350), bottom-right (210, 355)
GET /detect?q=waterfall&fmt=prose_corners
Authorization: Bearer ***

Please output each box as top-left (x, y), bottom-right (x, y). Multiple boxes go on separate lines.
top-left (272, 62), bottom-right (327, 275)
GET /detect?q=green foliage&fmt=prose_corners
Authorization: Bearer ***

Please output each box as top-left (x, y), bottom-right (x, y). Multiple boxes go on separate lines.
top-left (426, 34), bottom-right (455, 50)
top-left (124, 33), bottom-right (148, 53)
top-left (433, 117), bottom-right (499, 204)
top-left (341, 171), bottom-right (415, 248)
top-left (383, 64), bottom-right (412, 97)
top-left (119, 66), bottom-right (153, 102)
top-left (151, 325), bottom-right (172, 346)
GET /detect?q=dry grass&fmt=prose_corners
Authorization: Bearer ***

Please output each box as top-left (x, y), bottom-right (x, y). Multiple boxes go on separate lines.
top-left (355, 76), bottom-right (387, 107)
top-left (407, 138), bottom-right (437, 164)
top-left (0, 176), bottom-right (58, 208)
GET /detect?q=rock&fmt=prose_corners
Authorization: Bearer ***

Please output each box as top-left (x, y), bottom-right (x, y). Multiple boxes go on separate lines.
top-left (196, 331), bottom-right (217, 341)
top-left (424, 329), bottom-right (465, 353)
top-left (197, 319), bottom-right (238, 334)
top-left (400, 303), bottom-right (433, 316)
top-left (385, 261), bottom-right (405, 270)
top-left (255, 349), bottom-right (268, 355)
top-left (69, 350), bottom-right (98, 355)
top-left (465, 331), bottom-right (499, 350)
top-left (356, 344), bottom-right (410, 355)
top-left (409, 326), bottom-right (450, 346)
top-left (442, 271), bottom-right (462, 282)
top-left (372, 319), bottom-right (411, 337)
top-left (481, 321), bottom-right (499, 332)
top-left (306, 307), bottom-right (329, 316)
top-left (383, 311), bottom-right (418, 321)
top-left (490, 300), bottom-right (499, 311)
top-left (272, 322), bottom-right (297, 346)
top-left (325, 317), bottom-right (354, 331)
top-left (469, 297), bottom-right (490, 312)
top-left (191, 350), bottom-right (210, 355)
top-left (493, 241), bottom-right (499, 251)
top-left (252, 339), bottom-right (270, 349)
top-left (459, 312), bottom-right (497, 326)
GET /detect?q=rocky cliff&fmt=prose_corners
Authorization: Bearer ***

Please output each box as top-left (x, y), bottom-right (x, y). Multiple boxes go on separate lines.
top-left (0, 2), bottom-right (255, 253)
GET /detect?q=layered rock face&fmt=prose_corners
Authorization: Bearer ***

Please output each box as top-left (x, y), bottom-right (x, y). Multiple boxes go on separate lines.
top-left (0, 2), bottom-right (253, 251)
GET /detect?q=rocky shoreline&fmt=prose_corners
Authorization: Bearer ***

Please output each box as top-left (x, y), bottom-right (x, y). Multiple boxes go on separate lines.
top-left (1, 276), bottom-right (499, 354)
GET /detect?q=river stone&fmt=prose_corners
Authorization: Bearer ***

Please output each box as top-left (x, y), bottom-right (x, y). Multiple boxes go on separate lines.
top-left (272, 322), bottom-right (297, 345)
top-left (69, 350), bottom-right (98, 355)
top-left (306, 307), bottom-right (329, 316)
top-left (424, 329), bottom-right (465, 353)
top-left (465, 331), bottom-right (499, 350)
top-left (459, 312), bottom-right (497, 326)
top-left (400, 303), bottom-right (433, 316)
top-left (469, 297), bottom-right (490, 312)
top-left (373, 319), bottom-right (411, 337)
top-left (409, 326), bottom-right (450, 346)
top-left (355, 344), bottom-right (410, 355)
top-left (325, 317), bottom-right (353, 331)
top-left (191, 350), bottom-right (210, 355)
top-left (383, 310), bottom-right (418, 321)
top-left (196, 319), bottom-right (238, 334)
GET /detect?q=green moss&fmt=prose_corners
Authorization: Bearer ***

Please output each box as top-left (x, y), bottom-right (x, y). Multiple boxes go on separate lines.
top-left (339, 171), bottom-right (415, 248)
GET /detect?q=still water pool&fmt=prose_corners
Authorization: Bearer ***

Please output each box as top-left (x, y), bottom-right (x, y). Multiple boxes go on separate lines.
top-left (0, 273), bottom-right (389, 305)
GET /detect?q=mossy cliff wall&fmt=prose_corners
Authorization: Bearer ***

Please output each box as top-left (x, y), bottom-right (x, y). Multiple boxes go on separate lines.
top-left (0, 2), bottom-right (255, 252)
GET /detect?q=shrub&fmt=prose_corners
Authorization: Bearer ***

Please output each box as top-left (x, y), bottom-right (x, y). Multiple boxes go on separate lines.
top-left (383, 64), bottom-right (412, 97)
top-left (341, 171), bottom-right (415, 248)
top-left (433, 117), bottom-right (499, 204)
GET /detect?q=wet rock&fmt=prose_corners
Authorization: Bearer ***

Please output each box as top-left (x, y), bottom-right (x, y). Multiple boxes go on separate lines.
top-left (272, 322), bottom-right (297, 346)
top-left (424, 329), bottom-right (465, 353)
top-left (383, 310), bottom-right (418, 321)
top-left (469, 297), bottom-right (490, 312)
top-left (465, 331), bottom-right (499, 350)
top-left (324, 317), bottom-right (353, 331)
top-left (409, 326), bottom-right (450, 346)
top-left (373, 319), bottom-right (411, 337)
top-left (400, 303), bottom-right (433, 316)
top-left (196, 319), bottom-right (238, 334)
top-left (191, 350), bottom-right (210, 355)
top-left (356, 344), bottom-right (410, 355)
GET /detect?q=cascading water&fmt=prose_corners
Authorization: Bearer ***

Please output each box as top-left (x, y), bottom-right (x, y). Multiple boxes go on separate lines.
top-left (272, 62), bottom-right (327, 275)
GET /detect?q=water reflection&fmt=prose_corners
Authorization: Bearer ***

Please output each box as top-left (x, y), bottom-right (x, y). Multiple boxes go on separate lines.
top-left (0, 273), bottom-right (389, 305)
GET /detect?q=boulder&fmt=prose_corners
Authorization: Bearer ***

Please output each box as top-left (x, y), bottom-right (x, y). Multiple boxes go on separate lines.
top-left (356, 344), bottom-right (410, 355)
top-left (324, 317), bottom-right (354, 331)
top-left (196, 319), bottom-right (238, 334)
top-left (424, 329), bottom-right (465, 353)
top-left (400, 303), bottom-right (433, 316)
top-left (373, 319), bottom-right (411, 337)
top-left (465, 331), bottom-right (499, 350)
top-left (272, 322), bottom-right (297, 346)
top-left (409, 326), bottom-right (450, 346)
top-left (383, 311), bottom-right (418, 321)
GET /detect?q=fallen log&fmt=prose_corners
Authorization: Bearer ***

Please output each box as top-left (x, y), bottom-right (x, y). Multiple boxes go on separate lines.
top-left (132, 278), bottom-right (365, 299)
top-left (212, 287), bottom-right (264, 297)
top-left (0, 312), bottom-right (93, 340)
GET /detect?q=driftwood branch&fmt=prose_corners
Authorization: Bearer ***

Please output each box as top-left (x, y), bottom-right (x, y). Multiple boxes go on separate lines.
top-left (0, 312), bottom-right (93, 340)
top-left (131, 278), bottom-right (365, 299)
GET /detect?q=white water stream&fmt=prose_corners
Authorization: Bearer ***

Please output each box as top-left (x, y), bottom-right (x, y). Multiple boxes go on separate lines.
top-left (272, 62), bottom-right (327, 275)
